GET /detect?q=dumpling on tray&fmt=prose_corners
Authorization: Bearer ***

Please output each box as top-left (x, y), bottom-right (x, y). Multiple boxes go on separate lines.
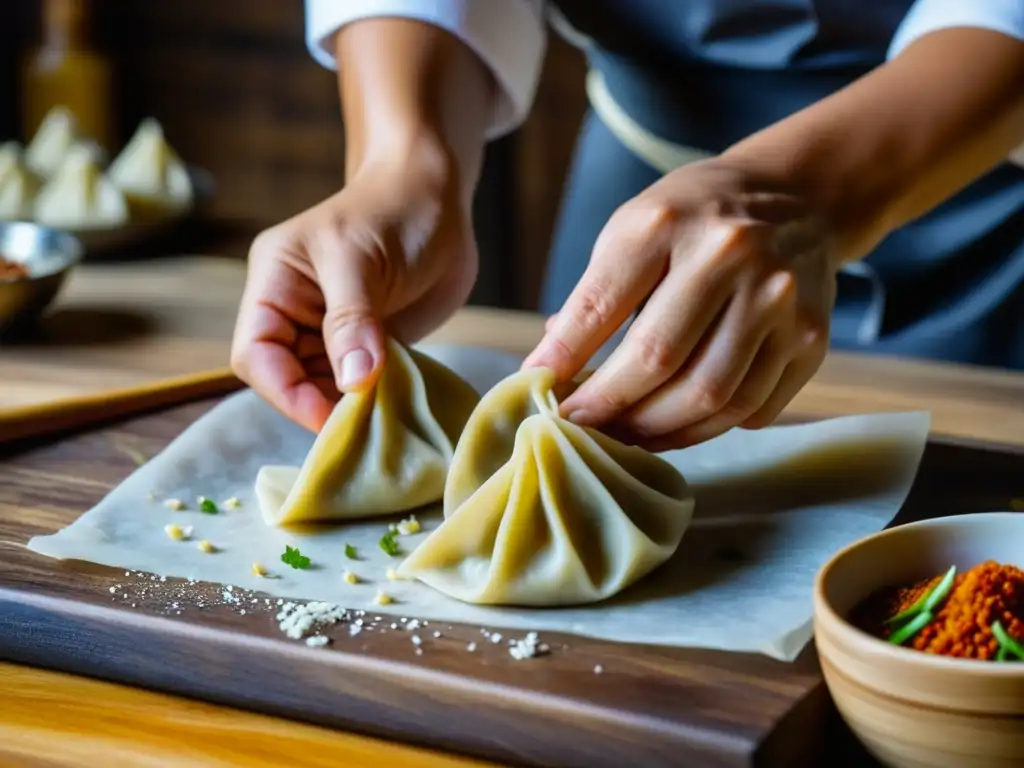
top-left (107, 118), bottom-right (193, 217)
top-left (0, 144), bottom-right (38, 220)
top-left (25, 106), bottom-right (80, 178)
top-left (398, 367), bottom-right (695, 606)
top-left (257, 340), bottom-right (481, 525)
top-left (33, 143), bottom-right (129, 230)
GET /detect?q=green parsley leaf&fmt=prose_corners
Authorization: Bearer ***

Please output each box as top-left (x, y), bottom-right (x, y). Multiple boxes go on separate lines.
top-left (344, 544), bottom-right (358, 560)
top-left (281, 545), bottom-right (311, 570)
top-left (199, 497), bottom-right (219, 515)
top-left (379, 531), bottom-right (402, 557)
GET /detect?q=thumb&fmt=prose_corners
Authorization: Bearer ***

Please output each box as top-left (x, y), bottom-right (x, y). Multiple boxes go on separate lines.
top-left (312, 246), bottom-right (389, 394)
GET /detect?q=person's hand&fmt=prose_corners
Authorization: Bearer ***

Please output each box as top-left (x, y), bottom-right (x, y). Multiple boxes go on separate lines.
top-left (524, 158), bottom-right (840, 451)
top-left (231, 153), bottom-right (476, 433)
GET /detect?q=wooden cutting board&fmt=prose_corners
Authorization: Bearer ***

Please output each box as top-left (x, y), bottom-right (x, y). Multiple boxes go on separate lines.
top-left (1, 399), bottom-right (1022, 767)
top-left (0, 256), bottom-right (245, 408)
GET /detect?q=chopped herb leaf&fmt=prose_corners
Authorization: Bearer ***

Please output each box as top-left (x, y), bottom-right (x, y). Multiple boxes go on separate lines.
top-left (992, 620), bottom-right (1024, 660)
top-left (281, 545), bottom-right (311, 570)
top-left (379, 531), bottom-right (402, 557)
top-left (199, 498), bottom-right (219, 515)
top-left (344, 544), bottom-right (358, 560)
top-left (888, 610), bottom-right (932, 646)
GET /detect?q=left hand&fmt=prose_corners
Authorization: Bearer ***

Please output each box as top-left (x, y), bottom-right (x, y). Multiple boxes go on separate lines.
top-left (523, 157), bottom-right (840, 451)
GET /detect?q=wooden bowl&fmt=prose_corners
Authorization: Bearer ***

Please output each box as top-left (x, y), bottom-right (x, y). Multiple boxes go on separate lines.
top-left (813, 512), bottom-right (1024, 768)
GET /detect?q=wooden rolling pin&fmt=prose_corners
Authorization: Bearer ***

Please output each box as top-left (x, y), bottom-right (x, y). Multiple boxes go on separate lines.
top-left (0, 367), bottom-right (242, 446)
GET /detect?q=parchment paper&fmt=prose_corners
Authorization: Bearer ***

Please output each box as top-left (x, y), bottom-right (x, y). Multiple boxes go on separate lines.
top-left (28, 344), bottom-right (930, 661)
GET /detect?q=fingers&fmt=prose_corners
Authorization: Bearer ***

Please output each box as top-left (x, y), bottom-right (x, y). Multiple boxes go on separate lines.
top-left (635, 333), bottom-right (789, 452)
top-left (232, 296), bottom-right (337, 433)
top-left (558, 225), bottom-right (746, 426)
top-left (741, 325), bottom-right (828, 429)
top-left (307, 234), bottom-right (389, 394)
top-left (618, 270), bottom-right (799, 442)
top-left (522, 204), bottom-right (672, 380)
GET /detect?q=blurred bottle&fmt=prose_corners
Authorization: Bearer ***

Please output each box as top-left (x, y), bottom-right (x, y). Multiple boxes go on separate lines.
top-left (21, 0), bottom-right (115, 150)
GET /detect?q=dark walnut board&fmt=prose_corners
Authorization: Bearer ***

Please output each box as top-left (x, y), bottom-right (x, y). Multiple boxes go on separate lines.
top-left (1, 399), bottom-right (1021, 768)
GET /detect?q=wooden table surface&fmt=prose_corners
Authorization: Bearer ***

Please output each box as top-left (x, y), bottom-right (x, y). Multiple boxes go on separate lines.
top-left (2, 257), bottom-right (1024, 768)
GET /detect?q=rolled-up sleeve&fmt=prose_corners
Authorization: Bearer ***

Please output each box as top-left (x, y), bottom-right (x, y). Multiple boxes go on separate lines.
top-left (888, 0), bottom-right (1024, 58)
top-left (305, 0), bottom-right (547, 138)
top-left (888, 0), bottom-right (1024, 166)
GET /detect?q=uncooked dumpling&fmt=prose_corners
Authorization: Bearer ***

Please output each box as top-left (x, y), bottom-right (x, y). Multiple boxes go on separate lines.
top-left (0, 162), bottom-right (38, 221)
top-left (398, 367), bottom-right (695, 606)
top-left (25, 107), bottom-right (80, 178)
top-left (33, 144), bottom-right (129, 230)
top-left (0, 142), bottom-right (23, 185)
top-left (107, 118), bottom-right (193, 215)
top-left (257, 340), bottom-right (481, 525)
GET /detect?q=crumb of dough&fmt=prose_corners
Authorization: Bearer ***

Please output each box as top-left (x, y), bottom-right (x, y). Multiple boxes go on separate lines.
top-left (374, 590), bottom-right (394, 605)
top-left (164, 523), bottom-right (192, 541)
top-left (223, 497), bottom-right (242, 509)
top-left (342, 570), bottom-right (359, 585)
top-left (251, 562), bottom-right (267, 577)
top-left (196, 539), bottom-right (217, 554)
top-left (163, 499), bottom-right (186, 511)
top-left (386, 567), bottom-right (408, 581)
top-left (396, 515), bottom-right (421, 535)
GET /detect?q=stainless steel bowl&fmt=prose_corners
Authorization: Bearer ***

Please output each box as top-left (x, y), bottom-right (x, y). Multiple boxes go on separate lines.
top-left (0, 221), bottom-right (83, 336)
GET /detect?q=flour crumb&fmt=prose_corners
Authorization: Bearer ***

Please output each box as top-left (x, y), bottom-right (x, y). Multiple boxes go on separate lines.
top-left (276, 601), bottom-right (348, 640)
top-left (305, 635), bottom-right (331, 648)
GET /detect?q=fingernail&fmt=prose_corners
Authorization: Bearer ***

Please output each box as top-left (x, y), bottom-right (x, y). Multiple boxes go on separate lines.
top-left (566, 409), bottom-right (594, 426)
top-left (339, 348), bottom-right (374, 390)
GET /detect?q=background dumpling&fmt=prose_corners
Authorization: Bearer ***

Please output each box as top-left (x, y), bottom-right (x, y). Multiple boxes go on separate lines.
top-left (257, 340), bottom-right (481, 526)
top-left (398, 367), bottom-right (695, 606)
top-left (25, 107), bottom-right (80, 178)
top-left (107, 118), bottom-right (193, 216)
top-left (33, 143), bottom-right (129, 230)
top-left (0, 163), bottom-right (38, 221)
top-left (0, 141), bottom-right (24, 185)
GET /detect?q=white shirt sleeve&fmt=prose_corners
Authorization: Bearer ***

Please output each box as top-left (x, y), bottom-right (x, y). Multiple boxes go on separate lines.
top-left (888, 0), bottom-right (1024, 167)
top-left (305, 0), bottom-right (547, 139)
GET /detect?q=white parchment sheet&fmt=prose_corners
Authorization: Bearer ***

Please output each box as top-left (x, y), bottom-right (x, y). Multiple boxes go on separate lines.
top-left (28, 344), bottom-right (930, 661)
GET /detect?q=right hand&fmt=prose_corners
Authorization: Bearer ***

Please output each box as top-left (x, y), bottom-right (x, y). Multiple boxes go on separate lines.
top-left (231, 151), bottom-right (477, 433)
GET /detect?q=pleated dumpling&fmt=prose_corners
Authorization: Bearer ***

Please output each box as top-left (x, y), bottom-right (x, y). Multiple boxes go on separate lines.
top-left (0, 144), bottom-right (37, 220)
top-left (257, 340), bottom-right (481, 526)
top-left (25, 107), bottom-right (80, 178)
top-left (108, 118), bottom-right (193, 216)
top-left (0, 163), bottom-right (37, 221)
top-left (33, 144), bottom-right (129, 230)
top-left (0, 142), bottom-right (23, 184)
top-left (398, 367), bottom-right (695, 606)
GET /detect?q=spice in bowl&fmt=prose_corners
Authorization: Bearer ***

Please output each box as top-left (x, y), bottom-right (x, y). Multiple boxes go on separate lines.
top-left (850, 560), bottom-right (1024, 660)
top-left (0, 255), bottom-right (29, 281)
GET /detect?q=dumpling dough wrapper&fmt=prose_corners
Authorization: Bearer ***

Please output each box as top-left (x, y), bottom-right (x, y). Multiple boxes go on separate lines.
top-left (399, 367), bottom-right (695, 606)
top-left (257, 339), bottom-right (480, 525)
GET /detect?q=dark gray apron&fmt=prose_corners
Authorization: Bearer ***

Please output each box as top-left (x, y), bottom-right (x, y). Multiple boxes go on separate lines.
top-left (540, 1), bottom-right (1024, 370)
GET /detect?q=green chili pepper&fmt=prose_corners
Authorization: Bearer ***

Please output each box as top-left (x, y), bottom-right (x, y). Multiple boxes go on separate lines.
top-left (991, 621), bottom-right (1024, 660)
top-left (889, 610), bottom-right (933, 646)
top-left (885, 565), bottom-right (957, 626)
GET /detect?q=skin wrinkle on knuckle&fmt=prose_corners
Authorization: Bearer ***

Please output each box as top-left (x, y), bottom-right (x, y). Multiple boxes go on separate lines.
top-left (688, 375), bottom-right (732, 419)
top-left (567, 280), bottom-right (617, 338)
top-left (630, 330), bottom-right (678, 377)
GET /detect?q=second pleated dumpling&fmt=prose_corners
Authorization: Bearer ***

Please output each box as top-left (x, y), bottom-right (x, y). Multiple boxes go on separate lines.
top-left (257, 340), bottom-right (480, 525)
top-left (398, 367), bottom-right (695, 606)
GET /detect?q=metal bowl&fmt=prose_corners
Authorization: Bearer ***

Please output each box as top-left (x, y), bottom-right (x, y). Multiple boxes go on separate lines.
top-left (0, 221), bottom-right (83, 337)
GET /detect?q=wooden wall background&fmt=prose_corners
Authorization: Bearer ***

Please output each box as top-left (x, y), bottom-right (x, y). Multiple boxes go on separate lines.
top-left (2, 0), bottom-right (588, 310)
